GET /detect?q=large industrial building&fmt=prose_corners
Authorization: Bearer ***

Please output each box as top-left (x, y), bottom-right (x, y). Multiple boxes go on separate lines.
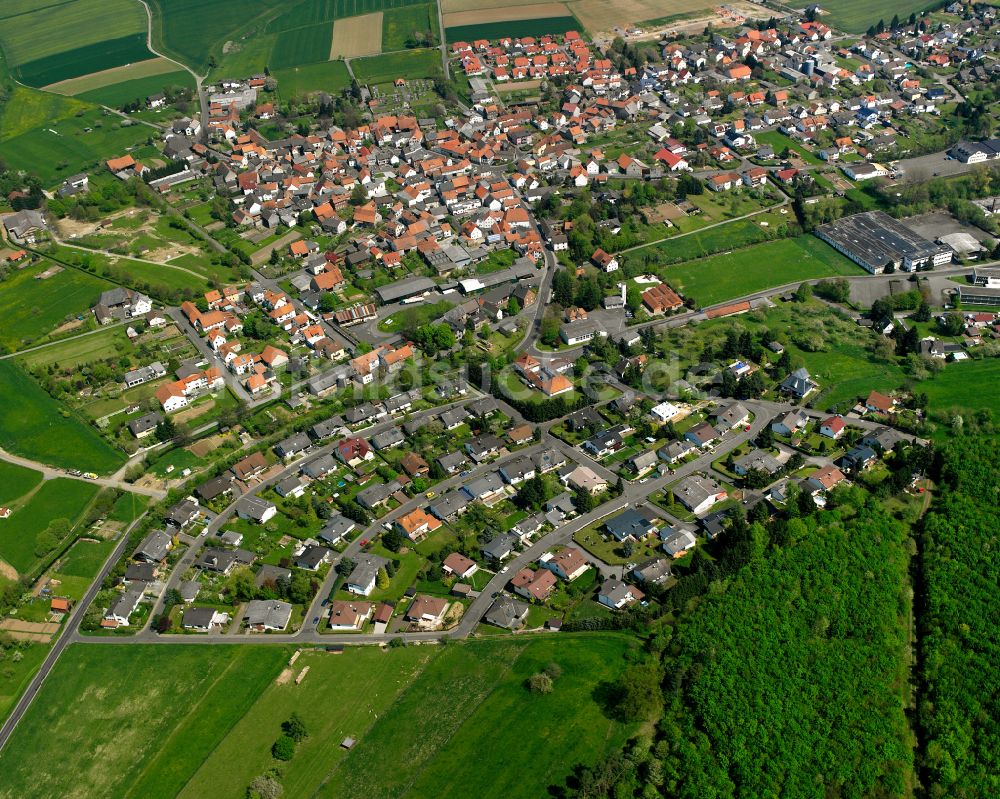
top-left (815, 211), bottom-right (953, 274)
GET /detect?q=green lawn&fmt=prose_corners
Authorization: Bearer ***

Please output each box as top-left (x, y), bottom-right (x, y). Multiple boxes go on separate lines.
top-left (0, 258), bottom-right (114, 352)
top-left (377, 300), bottom-right (454, 334)
top-left (665, 236), bottom-right (862, 307)
top-left (0, 479), bottom-right (99, 574)
top-left (48, 244), bottom-right (212, 299)
top-left (622, 216), bottom-right (780, 271)
top-left (754, 130), bottom-right (824, 165)
top-left (0, 644), bottom-right (290, 799)
top-left (0, 360), bottom-right (125, 474)
top-left (0, 461), bottom-right (43, 506)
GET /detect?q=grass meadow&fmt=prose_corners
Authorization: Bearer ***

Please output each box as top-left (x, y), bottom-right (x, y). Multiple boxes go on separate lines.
top-left (0, 259), bottom-right (113, 352)
top-left (0, 645), bottom-right (290, 799)
top-left (274, 61), bottom-right (352, 97)
top-left (382, 3), bottom-right (438, 50)
top-left (0, 479), bottom-right (99, 574)
top-left (55, 538), bottom-right (117, 579)
top-left (919, 357), bottom-right (1000, 422)
top-left (822, 0), bottom-right (939, 33)
top-left (663, 235), bottom-right (861, 307)
top-left (76, 70), bottom-right (196, 108)
top-left (0, 636), bottom-right (639, 799)
top-left (0, 462), bottom-right (42, 506)
top-left (0, 106), bottom-right (151, 188)
top-left (352, 48), bottom-right (443, 83)
top-left (0, 360), bottom-right (125, 474)
top-left (17, 326), bottom-right (132, 372)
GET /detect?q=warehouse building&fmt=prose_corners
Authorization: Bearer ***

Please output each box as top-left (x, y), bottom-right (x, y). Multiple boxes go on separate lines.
top-left (815, 211), bottom-right (952, 274)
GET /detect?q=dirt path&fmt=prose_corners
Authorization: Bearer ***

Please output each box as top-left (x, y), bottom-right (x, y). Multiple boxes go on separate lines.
top-left (0, 560), bottom-right (18, 581)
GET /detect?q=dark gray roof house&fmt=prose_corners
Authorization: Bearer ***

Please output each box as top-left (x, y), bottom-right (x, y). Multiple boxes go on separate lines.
top-left (481, 532), bottom-right (519, 562)
top-left (428, 490), bottom-right (470, 521)
top-left (319, 513), bottom-right (356, 544)
top-left (275, 432), bottom-right (312, 459)
top-left (371, 427), bottom-right (405, 450)
top-left (196, 474), bottom-right (234, 502)
top-left (484, 596), bottom-right (529, 629)
top-left (127, 411), bottom-right (163, 438)
top-left (295, 545), bottom-right (332, 571)
top-left (133, 530), bottom-right (172, 562)
top-left (606, 508), bottom-right (657, 542)
top-left (437, 451), bottom-right (469, 474)
top-left (632, 558), bottom-right (672, 585)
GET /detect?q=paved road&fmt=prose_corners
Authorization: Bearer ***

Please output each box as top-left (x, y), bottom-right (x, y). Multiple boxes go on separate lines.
top-left (0, 447), bottom-right (166, 499)
top-left (137, 0), bottom-right (207, 143)
top-left (0, 513), bottom-right (146, 751)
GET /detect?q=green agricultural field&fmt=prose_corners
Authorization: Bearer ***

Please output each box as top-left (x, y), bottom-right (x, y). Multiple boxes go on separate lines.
top-left (0, 462), bottom-right (42, 506)
top-left (822, 0), bottom-right (938, 33)
top-left (0, 635), bottom-right (638, 799)
top-left (0, 259), bottom-right (114, 352)
top-left (271, 23), bottom-right (334, 70)
top-left (0, 106), bottom-right (151, 188)
top-left (0, 644), bottom-right (290, 799)
top-left (17, 326), bottom-right (132, 372)
top-left (275, 61), bottom-right (352, 97)
top-left (179, 645), bottom-right (435, 799)
top-left (382, 3), bottom-right (438, 51)
top-left (919, 358), bottom-right (1000, 422)
top-left (0, 360), bottom-right (125, 474)
top-left (147, 0), bottom-right (279, 73)
top-left (106, 491), bottom-right (150, 524)
top-left (266, 0), bottom-right (430, 33)
top-left (55, 538), bottom-right (116, 579)
top-left (0, 479), bottom-right (99, 574)
top-left (445, 17), bottom-right (579, 43)
top-left (352, 48), bottom-right (443, 83)
top-left (76, 70), bottom-right (196, 108)
top-left (319, 635), bottom-right (638, 799)
top-left (664, 235), bottom-right (862, 307)
top-left (0, 0), bottom-right (151, 86)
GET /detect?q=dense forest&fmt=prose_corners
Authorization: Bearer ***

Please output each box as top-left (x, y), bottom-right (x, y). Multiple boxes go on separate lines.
top-left (657, 503), bottom-right (912, 798)
top-left (569, 433), bottom-right (1000, 799)
top-left (917, 435), bottom-right (1000, 798)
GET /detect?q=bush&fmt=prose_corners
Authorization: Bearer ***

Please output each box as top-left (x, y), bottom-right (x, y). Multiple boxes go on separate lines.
top-left (527, 672), bottom-right (553, 694)
top-left (271, 734), bottom-right (295, 761)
